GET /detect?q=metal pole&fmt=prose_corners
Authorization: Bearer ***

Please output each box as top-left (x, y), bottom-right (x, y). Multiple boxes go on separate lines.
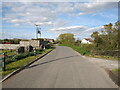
top-left (36, 26), bottom-right (39, 39)
top-left (2, 53), bottom-right (6, 71)
top-left (35, 24), bottom-right (38, 39)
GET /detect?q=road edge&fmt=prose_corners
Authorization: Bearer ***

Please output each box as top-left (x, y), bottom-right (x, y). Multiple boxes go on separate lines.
top-left (0, 48), bottom-right (55, 82)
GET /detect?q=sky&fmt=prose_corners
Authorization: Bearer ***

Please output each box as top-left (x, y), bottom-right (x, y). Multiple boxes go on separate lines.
top-left (0, 0), bottom-right (119, 40)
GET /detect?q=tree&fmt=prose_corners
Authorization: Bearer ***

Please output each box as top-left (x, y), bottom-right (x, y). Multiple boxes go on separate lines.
top-left (91, 31), bottom-right (99, 39)
top-left (58, 33), bottom-right (75, 44)
top-left (91, 21), bottom-right (119, 50)
top-left (13, 39), bottom-right (21, 44)
top-left (104, 23), bottom-right (113, 34)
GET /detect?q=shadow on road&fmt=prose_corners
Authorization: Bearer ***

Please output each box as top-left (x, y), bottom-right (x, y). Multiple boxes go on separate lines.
top-left (26, 55), bottom-right (79, 69)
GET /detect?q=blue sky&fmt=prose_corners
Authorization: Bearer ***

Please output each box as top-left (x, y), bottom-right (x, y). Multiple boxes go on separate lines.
top-left (1, 1), bottom-right (118, 40)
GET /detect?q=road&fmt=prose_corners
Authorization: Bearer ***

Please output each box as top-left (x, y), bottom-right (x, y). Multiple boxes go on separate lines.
top-left (3, 46), bottom-right (118, 88)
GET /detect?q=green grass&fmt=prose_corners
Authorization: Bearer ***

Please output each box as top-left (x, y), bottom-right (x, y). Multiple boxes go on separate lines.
top-left (112, 69), bottom-right (120, 74)
top-left (1, 49), bottom-right (52, 77)
top-left (88, 55), bottom-right (120, 61)
top-left (59, 44), bottom-right (90, 55)
top-left (0, 50), bottom-right (15, 56)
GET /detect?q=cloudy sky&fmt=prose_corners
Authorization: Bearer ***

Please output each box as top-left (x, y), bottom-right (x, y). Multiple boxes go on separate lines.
top-left (1, 0), bottom-right (118, 40)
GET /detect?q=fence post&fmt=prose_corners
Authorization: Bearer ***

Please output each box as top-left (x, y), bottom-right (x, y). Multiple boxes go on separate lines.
top-left (2, 52), bottom-right (6, 71)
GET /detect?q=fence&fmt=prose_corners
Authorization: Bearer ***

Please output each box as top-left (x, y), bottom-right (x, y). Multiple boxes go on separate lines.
top-left (0, 48), bottom-right (44, 65)
top-left (91, 50), bottom-right (120, 58)
top-left (0, 51), bottom-right (16, 71)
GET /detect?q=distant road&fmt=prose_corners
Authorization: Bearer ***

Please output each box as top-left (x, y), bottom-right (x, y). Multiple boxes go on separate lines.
top-left (3, 46), bottom-right (118, 88)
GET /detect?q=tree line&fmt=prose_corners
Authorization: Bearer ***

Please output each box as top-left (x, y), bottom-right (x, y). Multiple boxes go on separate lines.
top-left (91, 21), bottom-right (120, 50)
top-left (57, 21), bottom-right (120, 52)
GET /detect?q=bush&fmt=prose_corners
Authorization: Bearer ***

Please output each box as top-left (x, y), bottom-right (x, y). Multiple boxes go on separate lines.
top-left (5, 57), bottom-right (15, 64)
top-left (5, 52), bottom-right (36, 64)
top-left (14, 53), bottom-right (28, 60)
top-left (36, 49), bottom-right (44, 54)
top-left (29, 52), bottom-right (35, 56)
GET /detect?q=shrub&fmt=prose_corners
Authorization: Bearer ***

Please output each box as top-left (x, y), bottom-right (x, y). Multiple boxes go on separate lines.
top-left (5, 57), bottom-right (15, 64)
top-left (29, 52), bottom-right (35, 56)
top-left (5, 52), bottom-right (35, 64)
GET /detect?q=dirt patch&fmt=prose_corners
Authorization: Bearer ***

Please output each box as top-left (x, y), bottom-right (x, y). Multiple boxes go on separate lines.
top-left (106, 69), bottom-right (120, 87)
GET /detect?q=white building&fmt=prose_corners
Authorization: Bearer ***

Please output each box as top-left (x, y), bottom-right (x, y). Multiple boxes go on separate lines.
top-left (81, 38), bottom-right (93, 44)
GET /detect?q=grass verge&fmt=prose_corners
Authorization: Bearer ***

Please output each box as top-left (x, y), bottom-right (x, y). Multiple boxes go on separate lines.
top-left (59, 44), bottom-right (120, 61)
top-left (112, 69), bottom-right (120, 74)
top-left (59, 44), bottom-right (90, 55)
top-left (1, 49), bottom-right (52, 77)
top-left (87, 55), bottom-right (120, 61)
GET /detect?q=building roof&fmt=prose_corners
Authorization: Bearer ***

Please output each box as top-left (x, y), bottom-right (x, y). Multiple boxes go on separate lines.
top-left (83, 38), bottom-right (94, 42)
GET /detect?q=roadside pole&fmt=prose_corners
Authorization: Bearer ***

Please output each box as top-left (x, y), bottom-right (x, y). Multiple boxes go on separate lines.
top-left (2, 52), bottom-right (6, 71)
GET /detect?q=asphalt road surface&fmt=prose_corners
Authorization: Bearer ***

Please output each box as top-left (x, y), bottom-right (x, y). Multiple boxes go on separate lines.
top-left (3, 46), bottom-right (118, 88)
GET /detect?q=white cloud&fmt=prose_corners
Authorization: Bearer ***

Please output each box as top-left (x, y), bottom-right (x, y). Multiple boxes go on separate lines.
top-left (83, 26), bottom-right (104, 33)
top-left (52, 19), bottom-right (68, 28)
top-left (75, 2), bottom-right (117, 15)
top-left (14, 23), bottom-right (20, 26)
top-left (50, 25), bottom-right (87, 31)
top-left (2, 29), bottom-right (35, 39)
top-left (2, 0), bottom-right (120, 2)
top-left (78, 26), bottom-right (104, 39)
top-left (90, 0), bottom-right (119, 2)
top-left (3, 2), bottom-right (56, 27)
top-left (56, 3), bottom-right (74, 13)
top-left (50, 25), bottom-right (104, 39)
top-left (3, 2), bottom-right (117, 27)
top-left (34, 21), bottom-right (52, 25)
top-left (2, 2), bottom-right (117, 39)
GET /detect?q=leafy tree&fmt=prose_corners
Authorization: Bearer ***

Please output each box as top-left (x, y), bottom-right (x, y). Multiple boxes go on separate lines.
top-left (13, 39), bottom-right (21, 44)
top-left (91, 21), bottom-right (120, 50)
top-left (58, 33), bottom-right (75, 44)
top-left (91, 31), bottom-right (99, 39)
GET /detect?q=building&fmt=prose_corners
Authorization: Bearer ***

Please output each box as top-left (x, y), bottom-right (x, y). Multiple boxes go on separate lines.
top-left (20, 40), bottom-right (41, 48)
top-left (81, 38), bottom-right (93, 44)
top-left (43, 38), bottom-right (54, 43)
